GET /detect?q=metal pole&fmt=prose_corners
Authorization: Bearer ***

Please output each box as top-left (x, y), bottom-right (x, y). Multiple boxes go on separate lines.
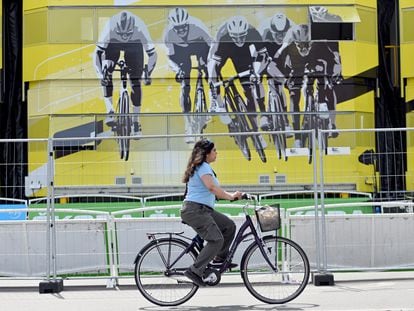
top-left (312, 129), bottom-right (321, 271)
top-left (45, 139), bottom-right (52, 280)
top-left (318, 131), bottom-right (328, 272)
top-left (48, 139), bottom-right (57, 280)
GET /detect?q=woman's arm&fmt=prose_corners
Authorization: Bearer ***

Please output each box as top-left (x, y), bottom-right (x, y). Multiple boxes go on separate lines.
top-left (201, 174), bottom-right (242, 201)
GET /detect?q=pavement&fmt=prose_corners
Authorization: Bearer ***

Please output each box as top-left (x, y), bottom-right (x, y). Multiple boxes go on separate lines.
top-left (1, 271), bottom-right (414, 311)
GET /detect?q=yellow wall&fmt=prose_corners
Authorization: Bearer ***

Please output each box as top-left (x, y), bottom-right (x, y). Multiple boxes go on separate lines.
top-left (23, 1), bottom-right (379, 194)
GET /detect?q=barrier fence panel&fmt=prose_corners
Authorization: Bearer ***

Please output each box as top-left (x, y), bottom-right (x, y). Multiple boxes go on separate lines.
top-left (0, 126), bottom-right (413, 285)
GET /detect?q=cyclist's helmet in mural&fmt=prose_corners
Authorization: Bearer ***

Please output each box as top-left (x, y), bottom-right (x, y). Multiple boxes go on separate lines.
top-left (227, 15), bottom-right (249, 47)
top-left (291, 24), bottom-right (312, 57)
top-left (270, 13), bottom-right (290, 45)
top-left (115, 11), bottom-right (135, 42)
top-left (168, 7), bottom-right (190, 37)
top-left (309, 6), bottom-right (328, 20)
top-left (309, 6), bottom-right (342, 22)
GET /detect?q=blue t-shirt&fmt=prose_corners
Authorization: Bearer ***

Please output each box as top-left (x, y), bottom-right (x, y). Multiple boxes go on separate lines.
top-left (184, 162), bottom-right (218, 208)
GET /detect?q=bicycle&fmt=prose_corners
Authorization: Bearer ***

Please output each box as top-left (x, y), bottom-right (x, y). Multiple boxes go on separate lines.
top-left (213, 71), bottom-right (267, 163)
top-left (134, 194), bottom-right (310, 306)
top-left (301, 68), bottom-right (341, 163)
top-left (103, 61), bottom-right (150, 161)
top-left (191, 66), bottom-right (209, 137)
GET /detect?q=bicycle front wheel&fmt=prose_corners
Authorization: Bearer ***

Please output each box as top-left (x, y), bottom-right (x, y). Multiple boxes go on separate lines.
top-left (241, 236), bottom-right (310, 304)
top-left (134, 238), bottom-right (199, 306)
top-left (117, 90), bottom-right (131, 161)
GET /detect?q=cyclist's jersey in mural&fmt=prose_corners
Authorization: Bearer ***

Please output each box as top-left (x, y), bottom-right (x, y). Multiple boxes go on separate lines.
top-left (97, 11), bottom-right (156, 55)
top-left (286, 41), bottom-right (340, 85)
top-left (210, 23), bottom-right (267, 75)
top-left (164, 17), bottom-right (212, 57)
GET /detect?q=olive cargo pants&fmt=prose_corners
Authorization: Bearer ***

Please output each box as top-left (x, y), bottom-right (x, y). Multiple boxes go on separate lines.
top-left (181, 201), bottom-right (236, 277)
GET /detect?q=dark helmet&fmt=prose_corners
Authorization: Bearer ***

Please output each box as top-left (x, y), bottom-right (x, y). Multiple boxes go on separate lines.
top-left (115, 11), bottom-right (135, 41)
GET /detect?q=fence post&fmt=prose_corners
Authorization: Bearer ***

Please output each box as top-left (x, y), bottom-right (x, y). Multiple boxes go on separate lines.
top-left (39, 138), bottom-right (63, 293)
top-left (313, 129), bottom-right (334, 286)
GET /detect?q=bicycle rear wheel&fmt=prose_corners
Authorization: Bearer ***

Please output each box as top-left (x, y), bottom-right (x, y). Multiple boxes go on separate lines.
top-left (134, 238), bottom-right (199, 306)
top-left (251, 134), bottom-right (267, 163)
top-left (193, 87), bottom-right (209, 134)
top-left (228, 119), bottom-right (251, 161)
top-left (268, 93), bottom-right (287, 161)
top-left (318, 118), bottom-right (329, 154)
top-left (301, 114), bottom-right (315, 164)
top-left (241, 236), bottom-right (310, 304)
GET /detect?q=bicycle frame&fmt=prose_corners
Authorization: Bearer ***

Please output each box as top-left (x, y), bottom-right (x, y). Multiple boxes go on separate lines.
top-left (217, 212), bottom-right (277, 274)
top-left (142, 202), bottom-right (277, 278)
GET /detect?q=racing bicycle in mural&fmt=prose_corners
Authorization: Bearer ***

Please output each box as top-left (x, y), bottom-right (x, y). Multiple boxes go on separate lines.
top-left (213, 70), bottom-right (267, 163)
top-left (102, 60), bottom-right (151, 161)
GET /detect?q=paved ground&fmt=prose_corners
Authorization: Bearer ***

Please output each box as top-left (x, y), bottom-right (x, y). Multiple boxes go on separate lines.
top-left (1, 272), bottom-right (414, 311)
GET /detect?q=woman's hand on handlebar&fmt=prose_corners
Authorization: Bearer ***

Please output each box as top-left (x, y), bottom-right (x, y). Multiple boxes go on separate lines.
top-left (230, 191), bottom-right (243, 201)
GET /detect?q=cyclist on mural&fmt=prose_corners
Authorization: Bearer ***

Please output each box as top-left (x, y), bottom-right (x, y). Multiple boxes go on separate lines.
top-left (258, 12), bottom-right (296, 134)
top-left (164, 7), bottom-right (212, 144)
top-left (284, 24), bottom-right (342, 147)
top-left (94, 10), bottom-right (157, 137)
top-left (208, 15), bottom-right (269, 147)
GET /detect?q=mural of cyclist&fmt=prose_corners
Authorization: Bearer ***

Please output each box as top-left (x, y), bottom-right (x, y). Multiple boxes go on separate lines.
top-left (259, 12), bottom-right (296, 133)
top-left (164, 7), bottom-right (212, 144)
top-left (208, 15), bottom-right (269, 147)
top-left (94, 10), bottom-right (157, 136)
top-left (285, 24), bottom-right (342, 147)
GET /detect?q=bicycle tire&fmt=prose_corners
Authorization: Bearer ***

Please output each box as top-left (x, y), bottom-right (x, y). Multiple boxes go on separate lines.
top-left (272, 132), bottom-right (287, 161)
top-left (251, 134), bottom-right (267, 163)
top-left (240, 235), bottom-right (310, 304)
top-left (228, 120), bottom-right (251, 161)
top-left (225, 92), bottom-right (252, 160)
top-left (116, 91), bottom-right (131, 161)
top-left (301, 113), bottom-right (315, 164)
top-left (319, 118), bottom-right (329, 154)
top-left (120, 90), bottom-right (131, 161)
top-left (134, 238), bottom-right (199, 306)
top-left (269, 94), bottom-right (287, 161)
top-left (193, 87), bottom-right (208, 135)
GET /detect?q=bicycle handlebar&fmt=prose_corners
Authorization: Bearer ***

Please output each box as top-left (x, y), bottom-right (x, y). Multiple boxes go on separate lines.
top-left (212, 70), bottom-right (251, 88)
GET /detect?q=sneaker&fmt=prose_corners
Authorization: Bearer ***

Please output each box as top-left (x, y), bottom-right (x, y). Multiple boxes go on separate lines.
top-left (259, 116), bottom-right (271, 131)
top-left (184, 269), bottom-right (206, 287)
top-left (328, 123), bottom-right (339, 138)
top-left (257, 135), bottom-right (267, 149)
top-left (184, 124), bottom-right (195, 144)
top-left (209, 101), bottom-right (218, 113)
top-left (132, 122), bottom-right (142, 137)
top-left (294, 139), bottom-right (302, 148)
top-left (105, 111), bottom-right (116, 127)
top-left (285, 125), bottom-right (294, 138)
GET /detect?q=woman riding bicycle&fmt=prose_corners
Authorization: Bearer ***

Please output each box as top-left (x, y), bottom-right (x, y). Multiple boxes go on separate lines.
top-left (181, 138), bottom-right (242, 286)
